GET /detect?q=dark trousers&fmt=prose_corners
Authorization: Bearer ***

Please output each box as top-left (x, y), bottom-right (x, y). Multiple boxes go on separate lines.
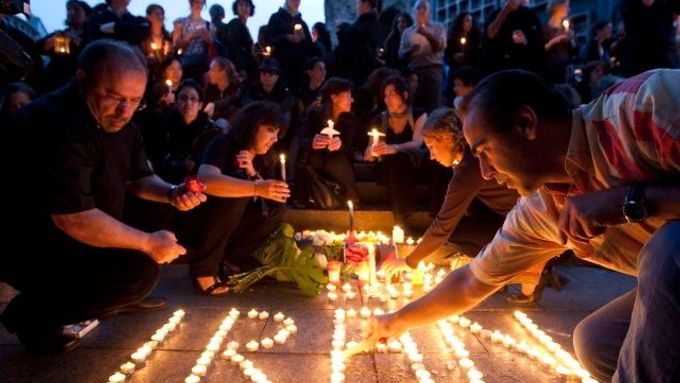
top-left (0, 247), bottom-right (160, 334)
top-left (573, 220), bottom-right (680, 382)
top-left (377, 152), bottom-right (418, 223)
top-left (296, 150), bottom-right (360, 203)
top-left (182, 196), bottom-right (284, 278)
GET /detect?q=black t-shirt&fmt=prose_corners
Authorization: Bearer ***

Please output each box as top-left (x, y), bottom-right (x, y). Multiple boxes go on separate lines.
top-left (7, 81), bottom-right (154, 250)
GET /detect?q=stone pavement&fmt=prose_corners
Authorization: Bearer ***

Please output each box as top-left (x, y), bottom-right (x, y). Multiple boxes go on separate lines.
top-left (0, 264), bottom-right (635, 383)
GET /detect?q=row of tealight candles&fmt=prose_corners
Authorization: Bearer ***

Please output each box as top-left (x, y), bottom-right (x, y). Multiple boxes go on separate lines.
top-left (106, 309), bottom-right (186, 383)
top-left (330, 309), bottom-right (348, 382)
top-left (183, 308), bottom-right (239, 383)
top-left (326, 282), bottom-right (357, 302)
top-left (399, 331), bottom-right (436, 383)
top-left (513, 311), bottom-right (597, 383)
top-left (436, 319), bottom-right (484, 383)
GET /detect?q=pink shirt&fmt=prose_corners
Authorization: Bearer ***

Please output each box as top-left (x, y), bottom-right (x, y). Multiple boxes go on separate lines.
top-left (469, 69), bottom-right (680, 285)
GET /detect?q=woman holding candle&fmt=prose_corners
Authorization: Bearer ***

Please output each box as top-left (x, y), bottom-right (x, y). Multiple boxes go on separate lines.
top-left (143, 4), bottom-right (173, 76)
top-left (39, 0), bottom-right (91, 91)
top-left (364, 75), bottom-right (448, 228)
top-left (180, 101), bottom-right (288, 295)
top-left (158, 56), bottom-right (184, 94)
top-left (444, 12), bottom-right (481, 104)
top-left (173, 0), bottom-right (214, 81)
top-left (294, 77), bottom-right (361, 208)
top-left (542, 0), bottom-right (576, 83)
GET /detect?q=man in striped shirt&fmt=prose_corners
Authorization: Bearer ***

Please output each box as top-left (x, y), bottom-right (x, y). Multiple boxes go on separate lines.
top-left (367, 69), bottom-right (680, 382)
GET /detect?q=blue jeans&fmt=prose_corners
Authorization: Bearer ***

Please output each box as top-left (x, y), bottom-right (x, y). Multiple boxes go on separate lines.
top-left (573, 220), bottom-right (680, 382)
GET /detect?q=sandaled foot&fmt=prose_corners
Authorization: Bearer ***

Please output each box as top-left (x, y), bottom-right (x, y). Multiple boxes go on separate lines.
top-left (194, 276), bottom-right (230, 296)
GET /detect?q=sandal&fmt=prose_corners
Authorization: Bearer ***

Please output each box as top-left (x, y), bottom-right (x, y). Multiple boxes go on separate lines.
top-left (192, 276), bottom-right (230, 296)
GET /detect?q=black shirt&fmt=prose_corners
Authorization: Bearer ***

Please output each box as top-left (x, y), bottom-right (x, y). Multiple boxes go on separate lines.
top-left (200, 134), bottom-right (276, 180)
top-left (8, 81), bottom-right (153, 251)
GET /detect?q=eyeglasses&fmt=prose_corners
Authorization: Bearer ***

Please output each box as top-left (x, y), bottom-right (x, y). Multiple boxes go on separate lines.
top-left (260, 70), bottom-right (278, 77)
top-left (102, 91), bottom-right (146, 112)
top-left (178, 94), bottom-right (201, 103)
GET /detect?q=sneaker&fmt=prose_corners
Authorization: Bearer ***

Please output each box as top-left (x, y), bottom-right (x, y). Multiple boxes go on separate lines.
top-left (16, 327), bottom-right (80, 354)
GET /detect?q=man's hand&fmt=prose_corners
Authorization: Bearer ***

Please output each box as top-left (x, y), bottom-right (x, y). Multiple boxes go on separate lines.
top-left (558, 187), bottom-right (628, 245)
top-left (255, 179), bottom-right (290, 203)
top-left (204, 102), bottom-right (215, 117)
top-left (365, 312), bottom-right (405, 347)
top-left (381, 257), bottom-right (411, 276)
top-left (312, 134), bottom-right (331, 150)
top-left (145, 230), bottom-right (186, 264)
top-left (327, 136), bottom-right (342, 152)
top-left (169, 186), bottom-right (207, 211)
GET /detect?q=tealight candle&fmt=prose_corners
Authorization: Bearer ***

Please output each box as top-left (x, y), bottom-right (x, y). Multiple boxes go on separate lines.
top-left (247, 309), bottom-right (259, 319)
top-left (330, 372), bottom-right (345, 383)
top-left (375, 342), bottom-right (387, 352)
top-left (184, 375), bottom-right (200, 383)
top-left (328, 292), bottom-right (338, 301)
top-left (345, 291), bottom-right (356, 300)
top-left (108, 372), bottom-right (126, 383)
top-left (246, 341), bottom-right (259, 352)
top-left (206, 343), bottom-right (220, 352)
top-left (231, 354), bottom-right (245, 364)
top-left (458, 358), bottom-right (474, 370)
top-left (222, 349), bottom-right (236, 359)
top-left (191, 365), bottom-right (207, 377)
top-left (458, 317), bottom-right (472, 328)
top-left (196, 356), bottom-right (212, 366)
top-left (286, 324), bottom-right (298, 334)
top-left (227, 341), bottom-right (240, 350)
top-left (130, 352), bottom-right (146, 366)
top-left (346, 308), bottom-right (357, 318)
top-left (229, 308), bottom-right (240, 317)
top-left (467, 368), bottom-right (484, 380)
top-left (341, 283), bottom-right (352, 292)
top-left (283, 318), bottom-right (295, 326)
top-left (388, 340), bottom-right (402, 352)
top-left (258, 311), bottom-right (269, 320)
top-left (173, 309), bottom-right (186, 318)
top-left (274, 334), bottom-right (287, 344)
top-left (239, 359), bottom-right (254, 371)
top-left (120, 362), bottom-right (135, 375)
top-left (360, 307), bottom-right (372, 318)
top-left (470, 322), bottom-right (482, 333)
top-left (261, 338), bottom-right (274, 348)
top-left (408, 353), bottom-right (424, 363)
top-left (201, 351), bottom-right (215, 360)
top-left (327, 283), bottom-right (337, 291)
top-left (273, 312), bottom-right (285, 322)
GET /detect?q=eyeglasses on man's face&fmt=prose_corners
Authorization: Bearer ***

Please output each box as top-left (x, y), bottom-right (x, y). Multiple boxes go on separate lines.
top-left (102, 91), bottom-right (146, 112)
top-left (260, 70), bottom-right (278, 77)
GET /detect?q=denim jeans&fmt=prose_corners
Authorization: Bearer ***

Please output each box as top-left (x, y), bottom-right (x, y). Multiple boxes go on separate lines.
top-left (573, 220), bottom-right (680, 382)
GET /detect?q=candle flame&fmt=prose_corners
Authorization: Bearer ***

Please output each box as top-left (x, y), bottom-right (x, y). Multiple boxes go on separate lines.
top-left (347, 200), bottom-right (353, 209)
top-left (177, 48), bottom-right (183, 55)
top-left (294, 24), bottom-right (302, 31)
top-left (460, 37), bottom-right (466, 45)
top-left (562, 19), bottom-right (570, 30)
top-left (165, 79), bottom-right (173, 87)
top-left (266, 46), bottom-right (271, 53)
top-left (151, 42), bottom-right (159, 50)
top-left (279, 153), bottom-right (286, 162)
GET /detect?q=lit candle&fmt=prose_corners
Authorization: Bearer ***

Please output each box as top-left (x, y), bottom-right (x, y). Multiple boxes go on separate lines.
top-left (562, 19), bottom-right (570, 31)
top-left (184, 374), bottom-right (200, 383)
top-left (346, 308), bottom-right (357, 318)
top-left (239, 360), bottom-right (254, 371)
top-left (279, 154), bottom-right (286, 181)
top-left (246, 340), bottom-right (260, 352)
top-left (392, 225), bottom-right (405, 244)
top-left (264, 46), bottom-right (271, 57)
top-left (258, 311), bottom-right (269, 320)
top-left (222, 349), bottom-right (236, 359)
top-left (459, 358), bottom-right (474, 370)
top-left (150, 42), bottom-right (159, 51)
top-left (460, 36), bottom-right (467, 46)
top-left (196, 356), bottom-right (212, 366)
top-left (119, 362), bottom-right (135, 375)
top-left (130, 352), bottom-right (146, 366)
top-left (286, 324), bottom-right (298, 333)
top-left (261, 337), bottom-right (274, 348)
top-left (227, 341), bottom-right (240, 350)
top-left (274, 333), bottom-right (287, 344)
top-left (328, 292), bottom-right (338, 301)
top-left (283, 318), bottom-right (295, 326)
top-left (327, 260), bottom-right (341, 283)
top-left (231, 354), bottom-right (245, 364)
top-left (191, 364), bottom-right (207, 377)
top-left (411, 261), bottom-right (425, 285)
top-left (321, 119), bottom-right (340, 138)
top-left (247, 309), bottom-right (259, 319)
top-left (177, 48), bottom-right (183, 55)
top-left (165, 79), bottom-right (173, 94)
top-left (273, 312), bottom-right (285, 322)
top-left (467, 368), bottom-right (484, 380)
top-left (345, 291), bottom-right (356, 300)
top-left (294, 23), bottom-right (303, 32)
top-left (406, 237), bottom-right (415, 246)
top-left (107, 372), bottom-right (126, 383)
top-left (341, 283), bottom-right (352, 292)
top-left (367, 128), bottom-right (386, 155)
top-left (360, 306), bottom-right (372, 318)
top-left (347, 200), bottom-right (354, 232)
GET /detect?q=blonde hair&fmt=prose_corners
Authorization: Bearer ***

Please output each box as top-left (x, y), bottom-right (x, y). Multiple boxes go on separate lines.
top-left (422, 108), bottom-right (467, 155)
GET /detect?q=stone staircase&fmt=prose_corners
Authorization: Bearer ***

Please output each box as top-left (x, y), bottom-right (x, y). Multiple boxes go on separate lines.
top-left (283, 161), bottom-right (435, 235)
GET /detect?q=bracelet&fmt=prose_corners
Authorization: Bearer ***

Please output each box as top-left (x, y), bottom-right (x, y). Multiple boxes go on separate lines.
top-left (167, 184), bottom-right (179, 203)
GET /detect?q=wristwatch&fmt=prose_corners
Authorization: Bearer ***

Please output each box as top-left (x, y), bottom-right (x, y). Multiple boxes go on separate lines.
top-left (622, 185), bottom-right (647, 223)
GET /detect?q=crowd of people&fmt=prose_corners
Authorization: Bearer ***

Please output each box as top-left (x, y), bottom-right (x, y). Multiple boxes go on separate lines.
top-left (0, 1), bottom-right (679, 381)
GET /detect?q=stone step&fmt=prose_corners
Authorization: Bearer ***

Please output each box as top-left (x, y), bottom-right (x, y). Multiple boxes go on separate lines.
top-left (283, 208), bottom-right (432, 235)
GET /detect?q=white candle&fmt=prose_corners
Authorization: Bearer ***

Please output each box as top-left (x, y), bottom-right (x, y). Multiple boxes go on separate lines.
top-left (347, 200), bottom-right (354, 231)
top-left (367, 128), bottom-right (386, 155)
top-left (239, 359), bottom-right (254, 371)
top-left (201, 351), bottom-right (215, 360)
top-left (279, 154), bottom-right (286, 181)
top-left (261, 338), bottom-right (274, 348)
top-left (283, 318), bottom-right (295, 326)
top-left (294, 23), bottom-right (302, 32)
top-left (346, 308), bottom-right (357, 318)
top-left (328, 292), bottom-right (338, 301)
top-left (165, 79), bottom-right (173, 94)
top-left (562, 19), bottom-right (570, 31)
top-left (360, 307), bottom-right (372, 318)
top-left (341, 283), bottom-right (352, 292)
top-left (273, 312), bottom-right (285, 322)
top-left (274, 333), bottom-right (287, 344)
top-left (222, 349), bottom-right (236, 359)
top-left (258, 311), bottom-right (269, 320)
top-left (264, 46), bottom-right (271, 57)
top-left (286, 324), bottom-right (298, 334)
top-left (345, 291), bottom-right (356, 300)
top-left (120, 362), bottom-right (136, 375)
top-left (191, 365), bottom-right (207, 377)
top-left (467, 368), bottom-right (484, 380)
top-left (458, 358), bottom-right (474, 370)
top-left (247, 309), bottom-right (259, 319)
top-left (246, 341), bottom-right (260, 352)
top-left (392, 225), bottom-right (405, 244)
top-left (460, 37), bottom-right (467, 46)
top-left (231, 354), bottom-right (245, 364)
top-left (108, 372), bottom-right (127, 383)
top-left (227, 341), bottom-right (240, 350)
top-left (196, 356), bottom-right (212, 366)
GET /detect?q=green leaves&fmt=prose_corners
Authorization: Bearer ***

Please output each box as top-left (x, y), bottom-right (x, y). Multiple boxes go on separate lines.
top-left (228, 223), bottom-right (327, 296)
